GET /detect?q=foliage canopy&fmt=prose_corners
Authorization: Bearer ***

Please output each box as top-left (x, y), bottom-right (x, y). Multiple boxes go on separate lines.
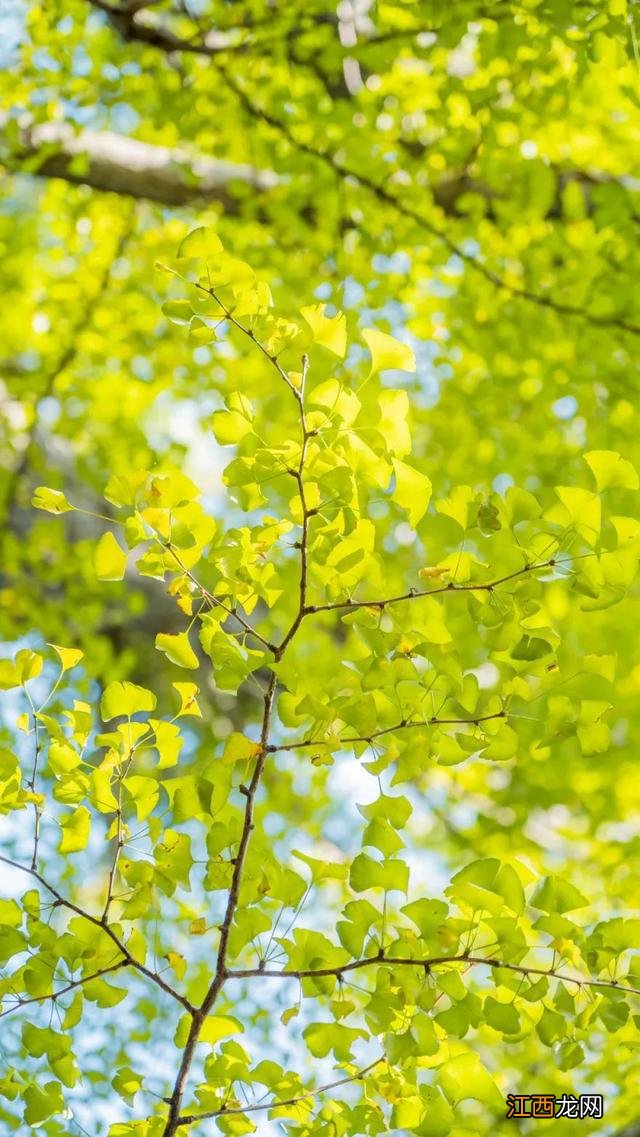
top-left (2, 2), bottom-right (640, 1135)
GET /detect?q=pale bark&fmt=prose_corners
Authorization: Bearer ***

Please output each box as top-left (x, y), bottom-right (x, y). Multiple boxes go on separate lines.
top-left (8, 119), bottom-right (278, 210)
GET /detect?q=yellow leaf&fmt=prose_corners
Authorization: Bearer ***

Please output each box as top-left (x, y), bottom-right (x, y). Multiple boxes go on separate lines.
top-left (584, 450), bottom-right (639, 492)
top-left (223, 733), bottom-right (262, 762)
top-left (554, 486), bottom-right (601, 546)
top-left (165, 952), bottom-right (187, 980)
top-left (392, 459), bottom-right (432, 526)
top-left (32, 486), bottom-right (73, 514)
top-left (49, 644), bottom-right (84, 672)
top-left (362, 327), bottom-right (415, 374)
top-left (173, 682), bottom-right (202, 718)
top-left (155, 631), bottom-right (199, 670)
top-left (199, 1014), bottom-right (243, 1044)
top-left (94, 532), bottom-right (127, 581)
top-left (177, 226), bottom-right (224, 259)
top-left (59, 807), bottom-right (91, 853)
top-left (300, 303), bottom-right (347, 357)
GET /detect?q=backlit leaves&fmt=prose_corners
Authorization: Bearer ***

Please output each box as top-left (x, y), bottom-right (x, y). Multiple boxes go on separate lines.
top-left (4, 18), bottom-right (640, 1134)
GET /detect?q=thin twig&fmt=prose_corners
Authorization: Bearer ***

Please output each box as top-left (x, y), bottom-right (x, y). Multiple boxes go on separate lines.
top-left (0, 855), bottom-right (193, 1012)
top-left (227, 952), bottom-right (640, 998)
top-left (0, 959), bottom-right (128, 1020)
top-left (267, 710), bottom-right (506, 754)
top-left (303, 557), bottom-right (558, 616)
top-left (176, 1057), bottom-right (383, 1126)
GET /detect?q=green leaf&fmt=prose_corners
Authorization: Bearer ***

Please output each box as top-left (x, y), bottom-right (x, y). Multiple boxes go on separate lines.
top-left (446, 859), bottom-right (524, 915)
top-left (484, 996), bottom-right (520, 1034)
top-left (0, 898), bottom-right (21, 927)
top-left (161, 298), bottom-right (193, 325)
top-left (177, 226), bottom-right (224, 259)
top-left (175, 1013), bottom-right (242, 1047)
top-left (531, 875), bottom-right (589, 914)
top-left (23, 1081), bottom-right (64, 1125)
top-left (553, 486), bottom-right (601, 545)
top-left (303, 1021), bottom-right (366, 1060)
top-left (112, 1067), bottom-right (142, 1106)
top-left (349, 852), bottom-right (409, 894)
top-left (223, 732), bottom-right (261, 762)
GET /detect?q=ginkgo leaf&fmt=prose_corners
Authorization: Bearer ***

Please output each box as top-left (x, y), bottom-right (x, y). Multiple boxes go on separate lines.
top-left (94, 532), bottom-right (127, 581)
top-left (177, 226), bottom-right (224, 259)
top-left (48, 644), bottom-right (84, 671)
top-left (300, 303), bottom-right (347, 357)
top-left (439, 1053), bottom-right (503, 1109)
top-left (585, 450), bottom-right (639, 491)
top-left (362, 327), bottom-right (416, 374)
top-left (59, 807), bottom-right (91, 853)
top-left (155, 631), bottom-right (199, 670)
top-left (32, 486), bottom-right (72, 514)
top-left (173, 682), bottom-right (202, 717)
top-left (174, 1013), bottom-right (242, 1048)
top-left (553, 486), bottom-right (601, 545)
top-left (161, 299), bottom-right (193, 325)
top-left (223, 732), bottom-right (261, 762)
top-left (101, 680), bottom-right (157, 719)
top-left (391, 459), bottom-right (432, 526)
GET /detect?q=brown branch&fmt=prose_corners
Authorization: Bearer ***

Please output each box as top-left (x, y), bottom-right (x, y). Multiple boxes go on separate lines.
top-left (15, 4), bottom-right (630, 247)
top-left (175, 1057), bottom-right (384, 1126)
top-left (303, 557), bottom-right (558, 618)
top-left (227, 952), bottom-right (640, 998)
top-left (160, 676), bottom-right (276, 1136)
top-left (0, 959), bottom-right (129, 1019)
top-left (267, 710), bottom-right (506, 754)
top-left (25, 703), bottom-right (42, 870)
top-left (9, 113), bottom-right (624, 230)
top-left (160, 332), bottom-right (312, 1135)
top-left (102, 750), bottom-right (135, 922)
top-left (0, 855), bottom-right (194, 1013)
top-left (214, 65), bottom-right (640, 338)
top-left (162, 541), bottom-right (278, 654)
top-left (274, 352), bottom-right (311, 658)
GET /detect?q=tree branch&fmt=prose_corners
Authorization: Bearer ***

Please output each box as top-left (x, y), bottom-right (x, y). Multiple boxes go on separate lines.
top-left (266, 710), bottom-right (507, 755)
top-left (214, 65), bottom-right (640, 338)
top-left (53, 6), bottom-right (640, 334)
top-left (0, 959), bottom-right (129, 1020)
top-left (227, 952), bottom-right (640, 998)
top-left (160, 676), bottom-right (276, 1136)
top-left (302, 557), bottom-right (558, 618)
top-left (159, 317), bottom-right (314, 1134)
top-left (7, 118), bottom-right (277, 210)
top-left (175, 1057), bottom-right (384, 1126)
top-left (0, 855), bottom-right (194, 1013)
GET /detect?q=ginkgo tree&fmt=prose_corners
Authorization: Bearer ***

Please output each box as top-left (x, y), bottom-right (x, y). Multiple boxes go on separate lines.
top-left (3, 0), bottom-right (640, 1135)
top-left (1, 227), bottom-right (640, 1137)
